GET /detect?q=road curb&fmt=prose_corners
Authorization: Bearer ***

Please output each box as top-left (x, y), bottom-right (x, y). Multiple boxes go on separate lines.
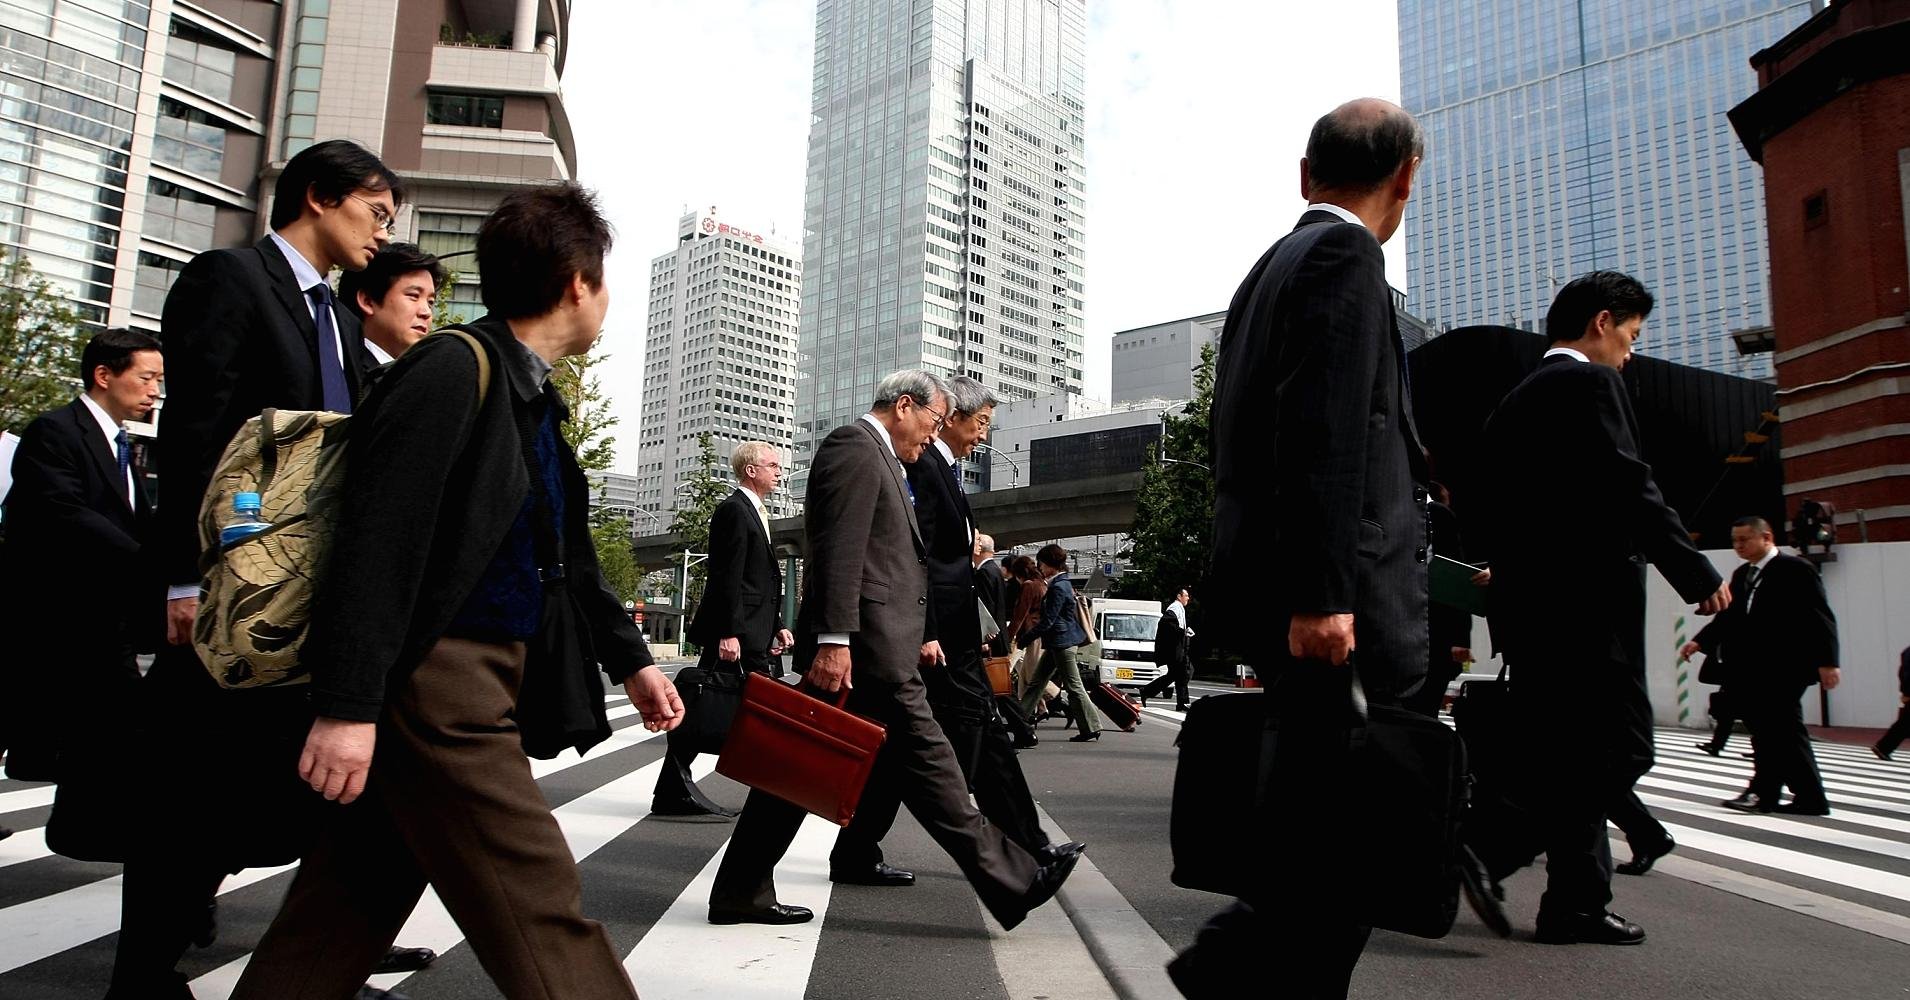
top-left (1033, 804), bottom-right (1182, 1000)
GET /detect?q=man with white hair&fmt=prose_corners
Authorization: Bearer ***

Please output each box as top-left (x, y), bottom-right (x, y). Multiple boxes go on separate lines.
top-left (707, 370), bottom-right (1077, 928)
top-left (656, 440), bottom-right (794, 816)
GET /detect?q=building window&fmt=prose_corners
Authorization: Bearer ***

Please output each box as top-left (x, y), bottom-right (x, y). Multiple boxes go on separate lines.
top-left (417, 210), bottom-right (486, 321)
top-left (282, 0), bottom-right (329, 158)
top-left (134, 252), bottom-right (185, 317)
top-left (154, 97), bottom-right (227, 176)
top-left (143, 179), bottom-right (218, 249)
top-left (163, 22), bottom-right (237, 104)
top-left (427, 92), bottom-right (505, 129)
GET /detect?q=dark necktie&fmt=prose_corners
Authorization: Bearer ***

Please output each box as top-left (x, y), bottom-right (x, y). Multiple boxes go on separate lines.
top-left (307, 282), bottom-right (352, 413)
top-left (903, 466), bottom-right (915, 507)
top-left (114, 429), bottom-right (131, 502)
top-left (1743, 564), bottom-right (1761, 605)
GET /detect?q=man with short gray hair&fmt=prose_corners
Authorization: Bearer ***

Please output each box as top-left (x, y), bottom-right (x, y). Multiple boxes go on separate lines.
top-left (708, 370), bottom-right (1076, 928)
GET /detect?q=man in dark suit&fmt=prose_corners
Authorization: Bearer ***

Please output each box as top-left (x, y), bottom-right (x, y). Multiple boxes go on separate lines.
top-left (829, 377), bottom-right (1071, 880)
top-left (1474, 270), bottom-right (1731, 946)
top-left (1172, 99), bottom-right (1434, 1000)
top-left (1684, 516), bottom-right (1840, 814)
top-left (233, 182), bottom-right (684, 1000)
top-left (654, 439), bottom-right (794, 817)
top-left (126, 139), bottom-right (411, 1000)
top-left (707, 370), bottom-right (1078, 927)
top-left (1138, 588), bottom-right (1193, 711)
top-left (1, 330), bottom-right (161, 858)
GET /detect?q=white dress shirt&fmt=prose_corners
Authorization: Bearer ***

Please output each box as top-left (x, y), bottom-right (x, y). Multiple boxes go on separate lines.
top-left (364, 338), bottom-right (395, 365)
top-left (268, 231), bottom-right (349, 370)
top-left (78, 393), bottom-right (133, 506)
top-left (1305, 201), bottom-right (1366, 229)
top-left (737, 484), bottom-right (771, 541)
top-left (1543, 346), bottom-right (1591, 364)
top-left (820, 415), bottom-right (907, 648)
top-left (1744, 545), bottom-right (1780, 612)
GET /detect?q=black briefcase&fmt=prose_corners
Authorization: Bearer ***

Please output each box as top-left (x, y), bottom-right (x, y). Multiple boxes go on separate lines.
top-left (1170, 674), bottom-right (1466, 940)
top-left (669, 665), bottom-right (746, 757)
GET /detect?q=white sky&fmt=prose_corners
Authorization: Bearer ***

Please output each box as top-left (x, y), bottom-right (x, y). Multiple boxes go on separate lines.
top-left (565, 1), bottom-right (1403, 475)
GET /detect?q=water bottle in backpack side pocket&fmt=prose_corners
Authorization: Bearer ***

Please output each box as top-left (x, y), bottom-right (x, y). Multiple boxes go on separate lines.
top-left (220, 491), bottom-right (271, 547)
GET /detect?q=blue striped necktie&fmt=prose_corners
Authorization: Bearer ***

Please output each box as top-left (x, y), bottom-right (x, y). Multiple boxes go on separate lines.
top-left (307, 282), bottom-right (353, 413)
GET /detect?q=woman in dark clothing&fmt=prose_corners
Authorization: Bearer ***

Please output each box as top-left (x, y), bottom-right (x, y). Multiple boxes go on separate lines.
top-left (1017, 545), bottom-right (1103, 742)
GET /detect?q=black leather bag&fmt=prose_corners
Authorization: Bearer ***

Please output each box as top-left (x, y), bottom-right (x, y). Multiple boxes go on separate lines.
top-left (669, 664), bottom-right (747, 756)
top-left (1170, 672), bottom-right (1466, 940)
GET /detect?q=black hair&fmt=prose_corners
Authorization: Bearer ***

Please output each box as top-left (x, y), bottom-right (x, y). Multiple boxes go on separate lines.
top-left (476, 182), bottom-right (614, 319)
top-left (1006, 555), bottom-right (1038, 581)
top-left (270, 139), bottom-right (405, 230)
top-left (1305, 103), bottom-right (1424, 192)
top-left (336, 243), bottom-right (447, 320)
top-left (80, 328), bottom-right (162, 386)
top-left (1732, 515), bottom-right (1773, 535)
top-left (1545, 270), bottom-right (1654, 345)
top-left (1036, 543), bottom-right (1068, 570)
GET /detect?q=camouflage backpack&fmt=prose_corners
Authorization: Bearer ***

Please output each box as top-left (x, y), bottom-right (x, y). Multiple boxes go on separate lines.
top-left (193, 329), bottom-right (490, 688)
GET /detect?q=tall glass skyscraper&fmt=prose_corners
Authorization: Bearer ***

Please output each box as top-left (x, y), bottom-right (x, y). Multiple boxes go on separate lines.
top-left (1399, 0), bottom-right (1821, 378)
top-left (794, 0), bottom-right (1087, 470)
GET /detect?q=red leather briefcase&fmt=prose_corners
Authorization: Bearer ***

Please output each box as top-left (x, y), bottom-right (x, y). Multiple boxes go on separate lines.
top-left (716, 673), bottom-right (887, 826)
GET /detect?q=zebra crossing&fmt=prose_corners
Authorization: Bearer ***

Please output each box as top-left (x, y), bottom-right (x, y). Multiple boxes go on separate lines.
top-left (0, 694), bottom-right (1117, 1000)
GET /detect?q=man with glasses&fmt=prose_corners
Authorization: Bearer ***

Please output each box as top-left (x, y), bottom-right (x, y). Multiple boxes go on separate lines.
top-left (130, 139), bottom-right (420, 1000)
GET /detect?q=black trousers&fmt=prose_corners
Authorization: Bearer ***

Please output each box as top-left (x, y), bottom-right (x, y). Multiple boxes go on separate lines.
top-left (1746, 681), bottom-right (1827, 806)
top-left (709, 672), bottom-right (1040, 925)
top-left (1137, 658), bottom-right (1189, 707)
top-left (652, 647), bottom-right (772, 808)
top-left (1880, 702), bottom-right (1910, 755)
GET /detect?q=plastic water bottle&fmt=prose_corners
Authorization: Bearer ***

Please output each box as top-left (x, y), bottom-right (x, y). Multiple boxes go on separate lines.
top-left (219, 491), bottom-right (270, 547)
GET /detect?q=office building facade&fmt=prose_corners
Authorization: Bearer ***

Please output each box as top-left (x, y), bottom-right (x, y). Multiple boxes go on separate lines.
top-left (635, 209), bottom-right (802, 523)
top-left (1110, 312), bottom-right (1222, 405)
top-left (0, 0), bottom-right (573, 343)
top-left (794, 0), bottom-right (1088, 471)
top-left (1399, 0), bottom-right (1821, 378)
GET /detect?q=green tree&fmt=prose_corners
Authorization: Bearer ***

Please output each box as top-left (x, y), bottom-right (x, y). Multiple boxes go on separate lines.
top-left (0, 250), bottom-right (88, 434)
top-left (668, 432), bottom-right (730, 620)
top-left (591, 517), bottom-right (641, 604)
top-left (431, 266), bottom-right (468, 330)
top-left (1117, 343), bottom-right (1216, 605)
top-left (553, 346), bottom-right (617, 475)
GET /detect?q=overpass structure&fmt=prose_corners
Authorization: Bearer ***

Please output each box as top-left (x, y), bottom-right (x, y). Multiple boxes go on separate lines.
top-left (629, 471), bottom-right (1144, 569)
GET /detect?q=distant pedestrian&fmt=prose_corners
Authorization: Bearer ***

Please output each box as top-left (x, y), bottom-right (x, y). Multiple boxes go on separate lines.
top-left (1873, 647), bottom-right (1910, 761)
top-left (1017, 544), bottom-right (1102, 743)
top-left (1137, 587), bottom-right (1193, 711)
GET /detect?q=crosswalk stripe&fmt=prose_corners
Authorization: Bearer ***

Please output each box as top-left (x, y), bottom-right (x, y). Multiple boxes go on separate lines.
top-left (0, 786), bottom-right (55, 815)
top-left (1632, 789), bottom-right (1910, 862)
top-left (1656, 756), bottom-right (1910, 803)
top-left (1646, 762), bottom-right (1910, 815)
top-left (187, 754), bottom-right (720, 998)
top-left (1653, 818), bottom-right (1910, 900)
top-left (0, 826), bottom-right (48, 871)
top-left (1637, 775), bottom-right (1910, 836)
top-left (621, 813), bottom-right (841, 999)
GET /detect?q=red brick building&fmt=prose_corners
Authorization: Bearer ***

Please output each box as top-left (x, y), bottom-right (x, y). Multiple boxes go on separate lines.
top-left (1730, 0), bottom-right (1910, 542)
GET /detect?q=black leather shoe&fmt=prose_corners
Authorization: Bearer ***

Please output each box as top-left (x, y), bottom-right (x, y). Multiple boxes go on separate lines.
top-left (356, 988), bottom-right (411, 1000)
top-left (371, 946), bottom-right (438, 974)
top-left (1011, 848), bottom-right (1081, 924)
top-left (830, 861), bottom-right (915, 886)
top-left (1458, 845), bottom-right (1512, 938)
top-left (652, 798), bottom-right (740, 819)
top-left (1068, 732), bottom-right (1101, 743)
top-left (1694, 742), bottom-right (1723, 756)
top-left (1615, 837), bottom-right (1674, 876)
top-left (1035, 841), bottom-right (1086, 867)
top-left (1013, 735), bottom-right (1040, 749)
top-left (1534, 910), bottom-right (1645, 945)
top-left (1773, 800), bottom-right (1831, 816)
top-left (1722, 792), bottom-right (1774, 813)
top-left (709, 902), bottom-right (814, 925)
top-left (1876, 744), bottom-right (1894, 761)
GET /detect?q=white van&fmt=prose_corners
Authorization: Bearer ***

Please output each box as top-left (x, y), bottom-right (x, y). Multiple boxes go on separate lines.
top-left (1090, 598), bottom-right (1164, 689)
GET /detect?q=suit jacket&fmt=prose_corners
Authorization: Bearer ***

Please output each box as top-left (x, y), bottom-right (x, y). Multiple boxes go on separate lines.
top-left (157, 236), bottom-right (373, 589)
top-left (302, 317), bottom-right (652, 755)
top-left (908, 445), bottom-right (979, 640)
top-left (1, 399), bottom-right (153, 778)
top-left (793, 419), bottom-right (929, 683)
top-left (688, 489), bottom-right (784, 655)
top-left (975, 558), bottom-right (1009, 636)
top-left (1693, 553), bottom-right (1838, 691)
top-left (1208, 211), bottom-right (1430, 696)
top-left (1476, 356), bottom-right (1723, 673)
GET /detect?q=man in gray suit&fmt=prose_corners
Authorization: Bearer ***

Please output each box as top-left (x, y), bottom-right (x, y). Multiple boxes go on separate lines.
top-left (706, 370), bottom-right (1079, 928)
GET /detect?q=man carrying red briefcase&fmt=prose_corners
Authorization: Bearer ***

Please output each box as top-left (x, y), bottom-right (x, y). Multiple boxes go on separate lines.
top-left (705, 372), bottom-right (1081, 928)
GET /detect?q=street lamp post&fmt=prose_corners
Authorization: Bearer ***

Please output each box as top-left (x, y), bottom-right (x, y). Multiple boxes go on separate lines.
top-left (973, 442), bottom-right (1021, 487)
top-left (1157, 413), bottom-right (1210, 473)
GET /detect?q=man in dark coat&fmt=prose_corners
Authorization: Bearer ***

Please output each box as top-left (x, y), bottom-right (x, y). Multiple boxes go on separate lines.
top-left (655, 440), bottom-right (792, 816)
top-left (1686, 516), bottom-right (1841, 814)
top-left (1172, 99), bottom-right (1434, 1000)
top-left (1875, 647), bottom-right (1910, 760)
top-left (1, 330), bottom-right (161, 859)
top-left (1474, 270), bottom-right (1731, 946)
top-left (232, 182), bottom-right (683, 1000)
top-left (131, 138), bottom-right (408, 1000)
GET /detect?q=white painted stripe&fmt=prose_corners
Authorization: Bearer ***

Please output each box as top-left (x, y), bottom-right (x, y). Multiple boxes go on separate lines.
top-left (1647, 762), bottom-right (1910, 817)
top-left (0, 786), bottom-right (55, 815)
top-left (1636, 775), bottom-right (1910, 837)
top-left (0, 720), bottom-right (667, 976)
top-left (1655, 819), bottom-right (1910, 901)
top-left (1652, 756), bottom-right (1910, 804)
top-left (0, 827), bottom-right (48, 871)
top-left (1654, 854), bottom-right (1910, 948)
top-left (190, 755), bottom-right (720, 998)
top-left (621, 813), bottom-right (841, 999)
top-left (1630, 790), bottom-right (1910, 864)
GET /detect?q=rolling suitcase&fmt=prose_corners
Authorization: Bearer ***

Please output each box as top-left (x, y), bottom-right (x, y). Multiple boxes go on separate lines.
top-left (1090, 680), bottom-right (1142, 732)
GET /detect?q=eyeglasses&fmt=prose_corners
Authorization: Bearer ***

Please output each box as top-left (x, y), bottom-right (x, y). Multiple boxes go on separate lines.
top-left (349, 194), bottom-right (396, 235)
top-left (919, 403), bottom-right (949, 431)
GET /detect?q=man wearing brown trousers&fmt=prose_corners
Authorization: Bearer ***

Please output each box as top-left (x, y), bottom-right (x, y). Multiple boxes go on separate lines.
top-left (232, 182), bottom-right (684, 1000)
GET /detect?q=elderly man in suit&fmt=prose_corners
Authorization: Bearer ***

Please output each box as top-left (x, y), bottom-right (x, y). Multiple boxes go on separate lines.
top-left (1475, 271), bottom-right (1730, 946)
top-left (1172, 99), bottom-right (1436, 1000)
top-left (829, 377), bottom-right (1075, 880)
top-left (1, 330), bottom-right (161, 856)
top-left (654, 440), bottom-right (794, 817)
top-left (707, 370), bottom-right (1079, 927)
top-left (132, 138), bottom-right (420, 1000)
top-left (1684, 516), bottom-right (1840, 815)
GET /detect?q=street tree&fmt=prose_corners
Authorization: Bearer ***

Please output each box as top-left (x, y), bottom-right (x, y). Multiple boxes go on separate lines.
top-left (1117, 343), bottom-right (1216, 606)
top-left (0, 250), bottom-right (88, 435)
